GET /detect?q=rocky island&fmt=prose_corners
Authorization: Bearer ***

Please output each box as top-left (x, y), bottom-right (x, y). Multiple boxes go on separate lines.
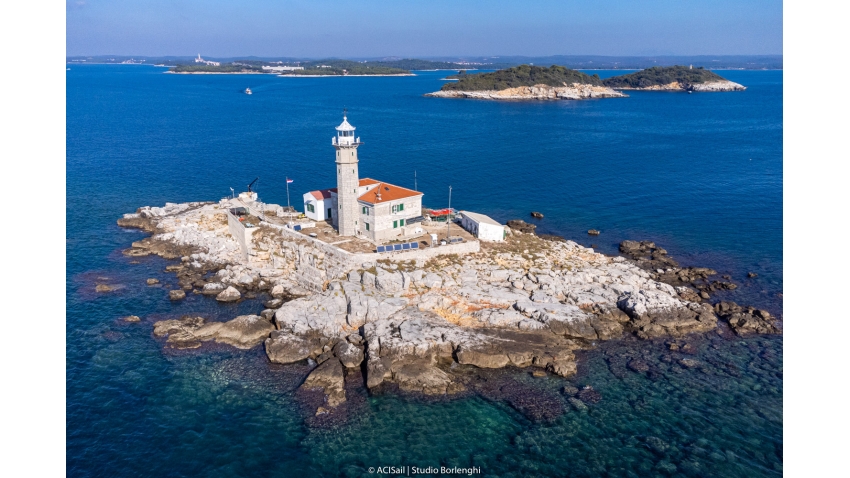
top-left (602, 65), bottom-right (746, 91)
top-left (425, 65), bottom-right (627, 100)
top-left (117, 198), bottom-right (779, 416)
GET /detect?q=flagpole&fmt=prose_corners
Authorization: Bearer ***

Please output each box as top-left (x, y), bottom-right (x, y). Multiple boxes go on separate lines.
top-left (286, 177), bottom-right (291, 212)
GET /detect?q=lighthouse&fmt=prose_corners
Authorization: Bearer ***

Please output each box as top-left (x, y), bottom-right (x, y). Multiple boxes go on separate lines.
top-left (332, 112), bottom-right (361, 236)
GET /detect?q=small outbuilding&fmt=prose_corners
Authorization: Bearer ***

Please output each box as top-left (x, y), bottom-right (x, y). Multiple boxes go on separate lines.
top-left (458, 211), bottom-right (506, 242)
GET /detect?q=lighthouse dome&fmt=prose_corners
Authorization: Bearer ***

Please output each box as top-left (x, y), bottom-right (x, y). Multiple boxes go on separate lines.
top-left (336, 116), bottom-right (355, 132)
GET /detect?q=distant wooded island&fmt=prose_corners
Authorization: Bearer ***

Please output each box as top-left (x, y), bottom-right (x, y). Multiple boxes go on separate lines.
top-left (441, 65), bottom-right (745, 93)
top-left (443, 65), bottom-right (604, 90)
top-left (600, 66), bottom-right (727, 89)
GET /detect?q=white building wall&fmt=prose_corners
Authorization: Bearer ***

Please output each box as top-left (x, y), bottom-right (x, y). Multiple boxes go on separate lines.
top-left (360, 195), bottom-right (423, 243)
top-left (303, 193), bottom-right (327, 221)
top-left (478, 222), bottom-right (506, 242)
top-left (460, 213), bottom-right (505, 242)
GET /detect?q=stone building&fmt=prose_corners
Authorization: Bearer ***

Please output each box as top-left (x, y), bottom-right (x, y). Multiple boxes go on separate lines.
top-left (304, 115), bottom-right (424, 243)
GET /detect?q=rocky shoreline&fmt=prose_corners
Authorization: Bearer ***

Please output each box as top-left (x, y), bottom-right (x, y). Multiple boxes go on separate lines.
top-left (612, 80), bottom-right (746, 92)
top-left (117, 200), bottom-right (780, 416)
top-left (425, 84), bottom-right (627, 100)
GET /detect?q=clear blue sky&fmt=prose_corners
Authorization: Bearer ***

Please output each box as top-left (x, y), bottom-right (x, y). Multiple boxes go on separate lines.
top-left (66, 0), bottom-right (783, 57)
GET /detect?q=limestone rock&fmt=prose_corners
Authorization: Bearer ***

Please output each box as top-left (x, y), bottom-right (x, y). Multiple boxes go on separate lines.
top-left (203, 315), bottom-right (274, 349)
top-left (216, 286), bottom-right (241, 302)
top-left (333, 340), bottom-right (365, 368)
top-left (265, 331), bottom-right (327, 364)
top-left (169, 289), bottom-right (186, 300)
top-left (146, 278), bottom-right (160, 285)
top-left (302, 358), bottom-right (346, 407)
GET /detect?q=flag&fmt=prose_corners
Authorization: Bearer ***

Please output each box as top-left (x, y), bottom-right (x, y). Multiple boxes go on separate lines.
top-left (286, 178), bottom-right (294, 184)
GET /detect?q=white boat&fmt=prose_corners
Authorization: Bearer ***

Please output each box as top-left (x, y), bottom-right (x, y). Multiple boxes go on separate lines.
top-left (244, 88), bottom-right (252, 95)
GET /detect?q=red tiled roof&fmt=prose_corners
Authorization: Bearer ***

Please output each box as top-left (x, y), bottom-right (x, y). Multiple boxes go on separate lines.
top-left (309, 189), bottom-right (333, 200)
top-left (358, 181), bottom-right (422, 205)
top-left (308, 179), bottom-right (419, 205)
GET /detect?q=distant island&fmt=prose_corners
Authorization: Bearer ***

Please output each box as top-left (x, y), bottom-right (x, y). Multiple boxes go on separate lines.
top-left (602, 66), bottom-right (746, 91)
top-left (167, 58), bottom-right (469, 76)
top-left (426, 65), bottom-right (626, 100)
top-left (426, 64), bottom-right (745, 100)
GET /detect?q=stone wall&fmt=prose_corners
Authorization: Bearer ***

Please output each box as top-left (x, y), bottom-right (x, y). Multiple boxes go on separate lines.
top-left (262, 221), bottom-right (480, 291)
top-left (227, 212), bottom-right (255, 262)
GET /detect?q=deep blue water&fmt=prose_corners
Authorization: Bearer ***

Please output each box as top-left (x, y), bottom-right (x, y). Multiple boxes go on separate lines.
top-left (67, 66), bottom-right (782, 476)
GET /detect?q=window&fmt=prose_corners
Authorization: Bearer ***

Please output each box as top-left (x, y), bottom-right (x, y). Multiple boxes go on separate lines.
top-left (306, 203), bottom-right (315, 213)
top-left (393, 220), bottom-right (398, 228)
top-left (365, 223), bottom-right (370, 231)
top-left (400, 219), bottom-right (405, 227)
top-left (392, 203), bottom-right (404, 214)
top-left (362, 206), bottom-right (369, 215)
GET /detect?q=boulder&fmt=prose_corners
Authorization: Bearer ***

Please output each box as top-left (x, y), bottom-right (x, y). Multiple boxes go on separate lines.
top-left (205, 315), bottom-right (275, 349)
top-left (201, 282), bottom-right (225, 295)
top-left (530, 211), bottom-right (544, 219)
top-left (216, 286), bottom-right (241, 302)
top-left (391, 359), bottom-right (463, 395)
top-left (333, 340), bottom-right (365, 368)
top-left (456, 346), bottom-right (510, 368)
top-left (123, 315), bottom-right (141, 323)
top-left (270, 284), bottom-right (288, 298)
top-left (169, 290), bottom-right (186, 300)
top-left (302, 358), bottom-right (346, 407)
top-left (264, 298), bottom-right (283, 309)
top-left (265, 331), bottom-right (326, 364)
top-left (146, 278), bottom-right (160, 285)
top-left (587, 229), bottom-right (600, 236)
top-left (506, 219), bottom-right (536, 234)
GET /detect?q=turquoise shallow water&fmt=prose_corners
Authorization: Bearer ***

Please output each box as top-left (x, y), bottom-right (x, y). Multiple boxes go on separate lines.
top-left (67, 66), bottom-right (782, 476)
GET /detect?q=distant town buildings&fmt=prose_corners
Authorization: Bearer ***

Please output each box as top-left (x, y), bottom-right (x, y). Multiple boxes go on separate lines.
top-left (194, 54), bottom-right (220, 66)
top-left (261, 65), bottom-right (305, 72)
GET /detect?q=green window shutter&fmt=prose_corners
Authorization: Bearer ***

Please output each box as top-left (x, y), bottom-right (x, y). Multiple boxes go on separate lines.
top-left (399, 203), bottom-right (404, 211)
top-left (366, 223), bottom-right (370, 231)
top-left (393, 220), bottom-right (397, 228)
top-left (400, 219), bottom-right (405, 226)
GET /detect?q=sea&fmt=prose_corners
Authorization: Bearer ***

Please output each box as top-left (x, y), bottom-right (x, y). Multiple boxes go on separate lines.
top-left (66, 66), bottom-right (782, 477)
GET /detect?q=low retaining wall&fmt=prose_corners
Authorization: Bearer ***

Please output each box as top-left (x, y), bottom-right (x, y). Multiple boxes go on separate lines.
top-left (261, 221), bottom-right (480, 291)
top-left (227, 212), bottom-right (252, 262)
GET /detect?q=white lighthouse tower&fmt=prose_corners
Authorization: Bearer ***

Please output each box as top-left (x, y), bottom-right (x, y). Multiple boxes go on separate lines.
top-left (332, 112), bottom-right (361, 236)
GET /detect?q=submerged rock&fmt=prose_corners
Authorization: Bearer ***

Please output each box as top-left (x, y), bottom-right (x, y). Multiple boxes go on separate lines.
top-left (153, 314), bottom-right (273, 350)
top-left (301, 358), bottom-right (346, 407)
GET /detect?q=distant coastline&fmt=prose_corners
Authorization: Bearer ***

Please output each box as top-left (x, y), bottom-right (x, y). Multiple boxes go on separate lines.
top-left (278, 73), bottom-right (415, 77)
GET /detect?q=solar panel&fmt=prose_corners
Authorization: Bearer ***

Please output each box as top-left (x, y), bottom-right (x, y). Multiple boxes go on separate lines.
top-left (376, 246), bottom-right (385, 253)
top-left (393, 244), bottom-right (402, 251)
top-left (411, 242), bottom-right (419, 249)
top-left (402, 243), bottom-right (410, 250)
top-left (293, 225), bottom-right (301, 231)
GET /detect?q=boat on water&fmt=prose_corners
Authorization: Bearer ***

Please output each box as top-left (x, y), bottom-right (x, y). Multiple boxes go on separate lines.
top-left (244, 88), bottom-right (252, 95)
